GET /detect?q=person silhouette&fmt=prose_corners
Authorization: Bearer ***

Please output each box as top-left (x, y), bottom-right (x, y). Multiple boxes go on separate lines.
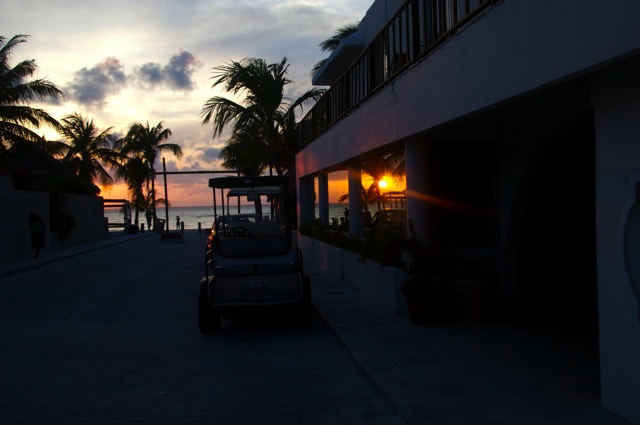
top-left (176, 216), bottom-right (180, 230)
top-left (29, 213), bottom-right (45, 259)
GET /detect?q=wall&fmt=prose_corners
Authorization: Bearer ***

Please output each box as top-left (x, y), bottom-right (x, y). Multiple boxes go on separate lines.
top-left (0, 174), bottom-right (108, 260)
top-left (295, 2), bottom-right (640, 421)
top-left (0, 186), bottom-right (50, 260)
top-left (592, 57), bottom-right (640, 424)
top-left (297, 233), bottom-right (408, 313)
top-left (358, 0), bottom-right (406, 41)
top-left (297, 0), bottom-right (640, 178)
top-left (61, 194), bottom-right (109, 247)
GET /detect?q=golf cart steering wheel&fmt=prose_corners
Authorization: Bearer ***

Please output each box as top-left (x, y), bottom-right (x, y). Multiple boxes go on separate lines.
top-left (228, 226), bottom-right (251, 237)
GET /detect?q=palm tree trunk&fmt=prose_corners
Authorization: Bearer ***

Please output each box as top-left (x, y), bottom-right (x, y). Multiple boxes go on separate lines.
top-left (134, 186), bottom-right (143, 226)
top-left (151, 168), bottom-right (156, 228)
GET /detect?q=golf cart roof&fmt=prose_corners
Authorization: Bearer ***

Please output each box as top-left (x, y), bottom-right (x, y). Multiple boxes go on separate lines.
top-left (227, 187), bottom-right (280, 197)
top-left (208, 175), bottom-right (289, 189)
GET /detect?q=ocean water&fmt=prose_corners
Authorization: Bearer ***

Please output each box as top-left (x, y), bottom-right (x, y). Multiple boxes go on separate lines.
top-left (103, 204), bottom-right (350, 231)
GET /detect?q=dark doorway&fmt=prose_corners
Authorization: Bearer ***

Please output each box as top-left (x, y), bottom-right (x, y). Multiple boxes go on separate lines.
top-left (428, 140), bottom-right (499, 248)
top-left (516, 113), bottom-right (598, 327)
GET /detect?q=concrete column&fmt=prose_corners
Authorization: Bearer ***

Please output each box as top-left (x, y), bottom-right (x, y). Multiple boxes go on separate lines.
top-left (348, 162), bottom-right (363, 235)
top-left (405, 139), bottom-right (429, 241)
top-left (317, 173), bottom-right (329, 226)
top-left (297, 176), bottom-right (315, 228)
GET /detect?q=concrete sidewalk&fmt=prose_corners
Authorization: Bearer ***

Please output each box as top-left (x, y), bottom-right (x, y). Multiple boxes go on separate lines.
top-left (307, 269), bottom-right (633, 425)
top-left (0, 230), bottom-right (633, 424)
top-left (0, 231), bottom-right (155, 278)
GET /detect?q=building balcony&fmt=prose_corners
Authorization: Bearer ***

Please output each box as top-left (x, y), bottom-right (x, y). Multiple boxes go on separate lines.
top-left (298, 0), bottom-right (496, 148)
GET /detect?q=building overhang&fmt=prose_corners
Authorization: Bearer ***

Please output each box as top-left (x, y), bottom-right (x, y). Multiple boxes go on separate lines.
top-left (312, 32), bottom-right (365, 86)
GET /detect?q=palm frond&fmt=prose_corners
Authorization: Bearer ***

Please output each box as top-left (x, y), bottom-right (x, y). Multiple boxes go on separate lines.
top-left (319, 23), bottom-right (360, 52)
top-left (0, 34), bottom-right (63, 149)
top-left (202, 56), bottom-right (321, 176)
top-left (311, 22), bottom-right (359, 78)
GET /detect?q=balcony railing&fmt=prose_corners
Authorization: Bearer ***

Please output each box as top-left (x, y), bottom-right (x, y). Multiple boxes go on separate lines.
top-left (298, 0), bottom-right (495, 148)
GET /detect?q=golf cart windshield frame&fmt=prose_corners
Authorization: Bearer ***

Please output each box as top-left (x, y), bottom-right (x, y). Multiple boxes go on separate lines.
top-left (208, 175), bottom-right (291, 242)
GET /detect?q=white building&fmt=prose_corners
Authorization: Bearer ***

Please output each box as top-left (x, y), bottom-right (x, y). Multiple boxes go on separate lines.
top-left (295, 1), bottom-right (640, 422)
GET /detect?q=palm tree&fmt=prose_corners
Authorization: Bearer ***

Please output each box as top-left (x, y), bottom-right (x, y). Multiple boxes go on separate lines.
top-left (339, 148), bottom-right (405, 210)
top-left (33, 137), bottom-right (68, 158)
top-left (219, 123), bottom-right (268, 176)
top-left (114, 155), bottom-right (147, 226)
top-left (0, 34), bottom-right (63, 150)
top-left (140, 189), bottom-right (169, 231)
top-left (58, 112), bottom-right (121, 190)
top-left (116, 121), bottom-right (182, 225)
top-left (119, 121), bottom-right (182, 171)
top-left (338, 184), bottom-right (380, 210)
top-left (311, 23), bottom-right (359, 79)
top-left (363, 149), bottom-right (404, 182)
top-left (201, 57), bottom-right (323, 176)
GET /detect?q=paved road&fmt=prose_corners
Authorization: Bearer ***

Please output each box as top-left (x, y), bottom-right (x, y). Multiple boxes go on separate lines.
top-left (0, 233), bottom-right (403, 425)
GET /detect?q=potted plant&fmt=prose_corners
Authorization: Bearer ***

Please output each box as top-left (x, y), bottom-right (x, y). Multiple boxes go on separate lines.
top-left (451, 258), bottom-right (497, 323)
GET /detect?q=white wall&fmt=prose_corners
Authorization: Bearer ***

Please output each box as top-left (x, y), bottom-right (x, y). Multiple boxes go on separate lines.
top-left (297, 0), bottom-right (640, 178)
top-left (297, 233), bottom-right (408, 313)
top-left (295, 3), bottom-right (640, 421)
top-left (592, 57), bottom-right (640, 424)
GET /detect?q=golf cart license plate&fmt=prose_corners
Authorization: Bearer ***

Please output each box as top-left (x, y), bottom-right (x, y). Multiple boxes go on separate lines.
top-left (245, 278), bottom-right (268, 290)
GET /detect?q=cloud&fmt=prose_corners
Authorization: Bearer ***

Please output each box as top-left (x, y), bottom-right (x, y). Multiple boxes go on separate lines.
top-left (165, 50), bottom-right (202, 90)
top-left (164, 159), bottom-right (179, 172)
top-left (1, 0), bottom-right (374, 205)
top-left (63, 49), bottom-right (202, 110)
top-left (134, 50), bottom-right (202, 91)
top-left (197, 147), bottom-right (222, 163)
top-left (137, 63), bottom-right (164, 86)
top-left (65, 57), bottom-right (127, 108)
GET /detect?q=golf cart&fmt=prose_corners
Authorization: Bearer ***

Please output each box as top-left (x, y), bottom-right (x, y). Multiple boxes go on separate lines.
top-left (199, 175), bottom-right (311, 333)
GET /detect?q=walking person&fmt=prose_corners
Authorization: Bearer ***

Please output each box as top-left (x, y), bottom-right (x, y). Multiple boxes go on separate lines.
top-left (176, 216), bottom-right (180, 230)
top-left (28, 213), bottom-right (45, 259)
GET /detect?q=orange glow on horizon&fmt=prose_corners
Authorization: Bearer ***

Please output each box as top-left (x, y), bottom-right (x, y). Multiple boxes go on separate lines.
top-left (98, 183), bottom-right (129, 202)
top-left (316, 171), bottom-right (407, 205)
top-left (99, 181), bottom-right (214, 207)
top-left (329, 179), bottom-right (349, 203)
top-left (100, 173), bottom-right (409, 208)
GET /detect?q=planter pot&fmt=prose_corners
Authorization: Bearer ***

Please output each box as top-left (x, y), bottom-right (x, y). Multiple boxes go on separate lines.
top-left (453, 278), bottom-right (496, 324)
top-left (401, 285), bottom-right (455, 325)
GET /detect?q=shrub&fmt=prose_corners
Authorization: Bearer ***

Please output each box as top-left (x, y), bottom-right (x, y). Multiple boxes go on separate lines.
top-left (299, 219), bottom-right (409, 268)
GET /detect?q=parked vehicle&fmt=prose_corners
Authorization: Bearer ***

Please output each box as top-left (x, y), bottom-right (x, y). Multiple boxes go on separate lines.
top-left (205, 213), bottom-right (259, 263)
top-left (199, 175), bottom-right (311, 333)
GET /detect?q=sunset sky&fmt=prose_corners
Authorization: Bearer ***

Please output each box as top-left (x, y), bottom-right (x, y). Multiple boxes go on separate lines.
top-left (2, 0), bottom-right (373, 206)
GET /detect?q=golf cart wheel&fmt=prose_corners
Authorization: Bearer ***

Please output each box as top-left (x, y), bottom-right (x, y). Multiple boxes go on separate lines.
top-left (199, 280), bottom-right (221, 333)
